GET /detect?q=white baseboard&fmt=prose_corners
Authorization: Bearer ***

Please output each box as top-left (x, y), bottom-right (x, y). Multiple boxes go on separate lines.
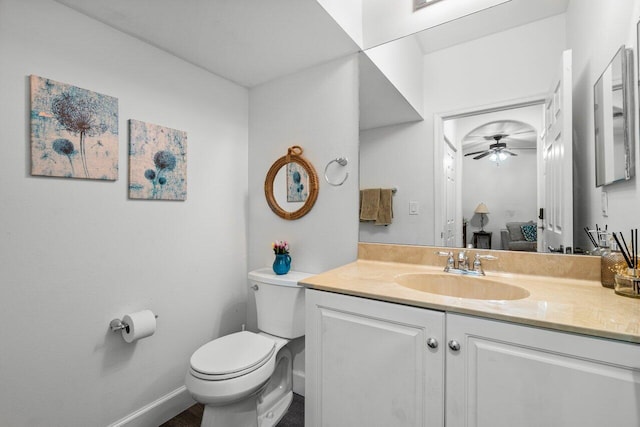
top-left (108, 386), bottom-right (195, 427)
top-left (292, 369), bottom-right (305, 397)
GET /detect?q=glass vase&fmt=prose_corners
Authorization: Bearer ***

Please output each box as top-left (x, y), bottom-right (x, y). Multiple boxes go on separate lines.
top-left (273, 253), bottom-right (291, 275)
top-left (614, 269), bottom-right (640, 298)
top-left (601, 249), bottom-right (626, 288)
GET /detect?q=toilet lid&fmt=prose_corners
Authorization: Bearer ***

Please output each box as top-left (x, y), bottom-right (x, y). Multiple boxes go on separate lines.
top-left (190, 331), bottom-right (275, 378)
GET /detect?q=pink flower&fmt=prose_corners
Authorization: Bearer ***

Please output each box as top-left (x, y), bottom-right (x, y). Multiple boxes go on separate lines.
top-left (272, 240), bottom-right (290, 254)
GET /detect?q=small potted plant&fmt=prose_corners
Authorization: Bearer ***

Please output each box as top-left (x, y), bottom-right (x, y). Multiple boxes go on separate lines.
top-left (272, 240), bottom-right (291, 275)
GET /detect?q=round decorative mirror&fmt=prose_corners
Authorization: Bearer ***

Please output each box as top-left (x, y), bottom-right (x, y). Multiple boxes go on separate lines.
top-left (264, 146), bottom-right (319, 220)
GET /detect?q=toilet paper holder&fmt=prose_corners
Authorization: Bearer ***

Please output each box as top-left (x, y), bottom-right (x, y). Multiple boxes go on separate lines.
top-left (109, 314), bottom-right (158, 333)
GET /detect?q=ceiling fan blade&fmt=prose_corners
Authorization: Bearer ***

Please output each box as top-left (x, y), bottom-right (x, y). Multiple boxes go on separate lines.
top-left (503, 150), bottom-right (518, 156)
top-left (473, 151), bottom-right (492, 160)
top-left (501, 135), bottom-right (537, 144)
top-left (510, 129), bottom-right (536, 135)
top-left (464, 150), bottom-right (488, 156)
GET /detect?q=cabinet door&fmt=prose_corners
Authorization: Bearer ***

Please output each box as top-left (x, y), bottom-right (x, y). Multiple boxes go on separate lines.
top-left (446, 313), bottom-right (640, 427)
top-left (306, 289), bottom-right (445, 427)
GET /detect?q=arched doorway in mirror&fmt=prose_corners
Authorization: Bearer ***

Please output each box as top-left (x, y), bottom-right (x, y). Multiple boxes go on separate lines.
top-left (440, 106), bottom-right (544, 252)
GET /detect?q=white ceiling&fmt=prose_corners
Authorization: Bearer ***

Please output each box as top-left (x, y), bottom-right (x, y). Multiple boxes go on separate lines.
top-left (54, 0), bottom-right (569, 88)
top-left (54, 0), bottom-right (360, 88)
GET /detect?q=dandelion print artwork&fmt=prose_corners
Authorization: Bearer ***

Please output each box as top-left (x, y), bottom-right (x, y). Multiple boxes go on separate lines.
top-left (286, 162), bottom-right (309, 202)
top-left (30, 75), bottom-right (119, 180)
top-left (128, 120), bottom-right (187, 200)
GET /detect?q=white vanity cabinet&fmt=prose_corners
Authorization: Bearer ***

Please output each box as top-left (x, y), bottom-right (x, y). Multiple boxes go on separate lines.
top-left (306, 289), bottom-right (640, 427)
top-left (446, 313), bottom-right (640, 427)
top-left (305, 289), bottom-right (445, 427)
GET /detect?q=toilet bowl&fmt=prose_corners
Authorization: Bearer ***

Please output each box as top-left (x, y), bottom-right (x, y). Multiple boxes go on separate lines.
top-left (185, 268), bottom-right (312, 427)
top-left (185, 331), bottom-right (292, 427)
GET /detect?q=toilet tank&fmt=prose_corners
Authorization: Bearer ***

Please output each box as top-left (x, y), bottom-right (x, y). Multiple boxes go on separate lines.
top-left (249, 268), bottom-right (313, 339)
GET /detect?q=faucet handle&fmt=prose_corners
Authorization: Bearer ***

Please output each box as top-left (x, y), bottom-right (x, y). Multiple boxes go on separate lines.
top-left (472, 253), bottom-right (497, 275)
top-left (475, 254), bottom-right (498, 261)
top-left (436, 251), bottom-right (455, 272)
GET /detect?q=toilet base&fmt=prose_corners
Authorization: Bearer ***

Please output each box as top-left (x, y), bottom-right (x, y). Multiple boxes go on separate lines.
top-left (258, 390), bottom-right (292, 427)
top-left (199, 389), bottom-right (293, 427)
top-left (201, 394), bottom-right (260, 427)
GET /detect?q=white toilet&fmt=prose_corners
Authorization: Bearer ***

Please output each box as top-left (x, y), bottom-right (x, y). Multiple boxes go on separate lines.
top-left (185, 268), bottom-right (311, 427)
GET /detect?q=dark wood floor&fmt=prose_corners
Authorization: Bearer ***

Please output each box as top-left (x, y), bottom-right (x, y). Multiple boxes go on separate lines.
top-left (160, 403), bottom-right (203, 427)
top-left (160, 393), bottom-right (304, 427)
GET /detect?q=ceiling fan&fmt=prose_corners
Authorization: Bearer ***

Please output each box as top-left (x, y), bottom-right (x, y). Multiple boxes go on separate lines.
top-left (464, 134), bottom-right (519, 160)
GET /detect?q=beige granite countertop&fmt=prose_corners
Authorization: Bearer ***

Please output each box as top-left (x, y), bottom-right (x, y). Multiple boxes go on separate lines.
top-left (300, 243), bottom-right (640, 344)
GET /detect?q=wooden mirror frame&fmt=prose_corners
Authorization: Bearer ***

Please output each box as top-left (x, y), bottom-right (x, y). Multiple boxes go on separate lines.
top-left (264, 146), bottom-right (319, 220)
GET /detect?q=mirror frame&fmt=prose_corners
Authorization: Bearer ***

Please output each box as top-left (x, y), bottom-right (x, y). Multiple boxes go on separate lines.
top-left (594, 45), bottom-right (636, 187)
top-left (264, 145), bottom-right (319, 220)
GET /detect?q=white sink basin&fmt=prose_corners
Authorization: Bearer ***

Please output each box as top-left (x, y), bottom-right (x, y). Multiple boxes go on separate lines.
top-left (394, 272), bottom-right (530, 301)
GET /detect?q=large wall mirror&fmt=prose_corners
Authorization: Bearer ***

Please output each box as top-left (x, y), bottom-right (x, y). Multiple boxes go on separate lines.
top-left (358, 3), bottom-right (634, 256)
top-left (594, 45), bottom-right (636, 187)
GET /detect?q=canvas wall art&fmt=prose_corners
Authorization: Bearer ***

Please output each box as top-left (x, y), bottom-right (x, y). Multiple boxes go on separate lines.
top-left (128, 120), bottom-right (187, 201)
top-left (30, 75), bottom-right (119, 180)
top-left (286, 162), bottom-right (309, 202)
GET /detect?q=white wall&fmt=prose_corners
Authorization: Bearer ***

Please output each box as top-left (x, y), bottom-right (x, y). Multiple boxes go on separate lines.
top-left (360, 14), bottom-right (566, 246)
top-left (248, 55), bottom-right (360, 391)
top-left (0, 1), bottom-right (249, 426)
top-left (462, 151), bottom-right (538, 249)
top-left (567, 0), bottom-right (640, 249)
top-left (248, 55), bottom-right (359, 275)
top-left (360, 121), bottom-right (433, 245)
top-left (423, 14), bottom-right (566, 114)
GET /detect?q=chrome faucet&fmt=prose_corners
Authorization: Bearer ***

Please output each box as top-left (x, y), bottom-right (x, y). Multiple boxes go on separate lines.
top-left (472, 253), bottom-right (498, 275)
top-left (437, 251), bottom-right (498, 276)
top-left (436, 251), bottom-right (455, 272)
top-left (457, 250), bottom-right (469, 271)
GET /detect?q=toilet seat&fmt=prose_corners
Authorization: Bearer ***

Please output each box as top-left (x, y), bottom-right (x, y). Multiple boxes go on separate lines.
top-left (190, 331), bottom-right (276, 381)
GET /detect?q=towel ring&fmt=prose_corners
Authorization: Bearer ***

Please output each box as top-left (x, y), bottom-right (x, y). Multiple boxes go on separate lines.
top-left (324, 157), bottom-right (349, 186)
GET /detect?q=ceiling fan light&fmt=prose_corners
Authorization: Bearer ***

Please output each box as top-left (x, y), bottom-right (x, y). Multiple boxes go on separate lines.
top-left (498, 152), bottom-right (507, 161)
top-left (489, 153), bottom-right (498, 162)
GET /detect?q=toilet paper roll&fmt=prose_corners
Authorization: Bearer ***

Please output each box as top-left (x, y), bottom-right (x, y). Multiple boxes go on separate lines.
top-left (122, 310), bottom-right (156, 343)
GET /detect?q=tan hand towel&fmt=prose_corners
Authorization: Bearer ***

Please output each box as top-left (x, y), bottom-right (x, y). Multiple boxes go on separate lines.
top-left (376, 188), bottom-right (393, 225)
top-left (360, 188), bottom-right (380, 221)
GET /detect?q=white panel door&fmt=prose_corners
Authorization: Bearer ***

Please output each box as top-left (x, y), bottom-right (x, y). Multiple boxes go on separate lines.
top-left (305, 289), bottom-right (445, 427)
top-left (443, 139), bottom-right (458, 247)
top-left (446, 313), bottom-right (640, 427)
top-left (540, 49), bottom-right (573, 253)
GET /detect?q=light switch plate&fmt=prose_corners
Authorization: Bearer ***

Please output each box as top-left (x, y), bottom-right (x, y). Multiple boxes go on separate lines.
top-left (601, 191), bottom-right (608, 217)
top-left (409, 201), bottom-right (419, 215)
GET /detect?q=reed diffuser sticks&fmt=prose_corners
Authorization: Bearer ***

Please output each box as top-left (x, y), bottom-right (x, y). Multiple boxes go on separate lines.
top-left (584, 226), bottom-right (598, 249)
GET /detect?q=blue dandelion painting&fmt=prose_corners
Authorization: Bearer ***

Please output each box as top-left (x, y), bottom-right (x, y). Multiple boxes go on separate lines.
top-left (128, 120), bottom-right (187, 200)
top-left (286, 162), bottom-right (308, 202)
top-left (30, 75), bottom-right (119, 180)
